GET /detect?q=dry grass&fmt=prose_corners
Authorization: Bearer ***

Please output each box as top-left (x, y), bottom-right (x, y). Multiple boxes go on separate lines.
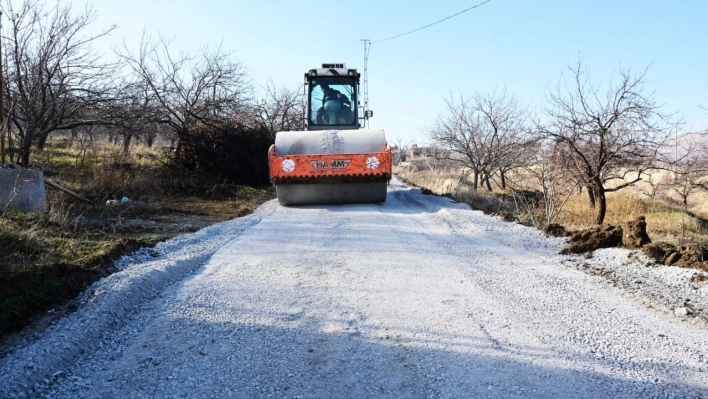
top-left (557, 192), bottom-right (708, 245)
top-left (394, 166), bottom-right (515, 214)
top-left (395, 165), bottom-right (708, 246)
top-left (616, 169), bottom-right (708, 215)
top-left (0, 199), bottom-right (117, 334)
top-left (31, 137), bottom-right (167, 200)
top-left (1, 135), bottom-right (275, 336)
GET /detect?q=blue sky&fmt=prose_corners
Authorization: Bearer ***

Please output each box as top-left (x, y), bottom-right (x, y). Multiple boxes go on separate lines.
top-left (65, 0), bottom-right (708, 143)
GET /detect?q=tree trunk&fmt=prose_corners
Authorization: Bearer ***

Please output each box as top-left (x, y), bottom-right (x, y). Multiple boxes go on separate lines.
top-left (69, 128), bottom-right (77, 147)
top-left (473, 169), bottom-right (479, 190)
top-left (37, 134), bottom-right (48, 150)
top-left (484, 173), bottom-right (493, 191)
top-left (20, 145), bottom-right (31, 167)
top-left (593, 178), bottom-right (606, 225)
top-left (123, 133), bottom-right (133, 153)
top-left (19, 134), bottom-right (32, 166)
top-left (586, 184), bottom-right (596, 208)
top-left (7, 130), bottom-right (16, 163)
top-left (499, 170), bottom-right (507, 190)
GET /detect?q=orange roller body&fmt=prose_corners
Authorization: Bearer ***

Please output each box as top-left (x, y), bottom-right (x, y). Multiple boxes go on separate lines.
top-left (268, 144), bottom-right (391, 182)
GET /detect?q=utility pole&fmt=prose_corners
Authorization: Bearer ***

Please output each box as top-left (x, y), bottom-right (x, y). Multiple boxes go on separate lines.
top-left (672, 121), bottom-right (686, 182)
top-left (0, 11), bottom-right (4, 165)
top-left (361, 39), bottom-right (370, 129)
top-left (674, 121), bottom-right (686, 164)
top-left (674, 122), bottom-right (678, 165)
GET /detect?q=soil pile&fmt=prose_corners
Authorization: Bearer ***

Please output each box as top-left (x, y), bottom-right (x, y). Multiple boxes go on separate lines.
top-left (556, 215), bottom-right (708, 272)
top-left (622, 216), bottom-right (652, 249)
top-left (560, 225), bottom-right (623, 254)
top-left (642, 242), bottom-right (708, 272)
top-left (544, 223), bottom-right (571, 237)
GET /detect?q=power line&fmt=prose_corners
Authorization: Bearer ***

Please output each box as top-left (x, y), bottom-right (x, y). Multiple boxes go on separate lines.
top-left (372, 0), bottom-right (494, 44)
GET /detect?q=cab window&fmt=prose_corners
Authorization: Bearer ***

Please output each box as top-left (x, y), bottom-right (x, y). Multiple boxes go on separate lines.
top-left (309, 78), bottom-right (356, 126)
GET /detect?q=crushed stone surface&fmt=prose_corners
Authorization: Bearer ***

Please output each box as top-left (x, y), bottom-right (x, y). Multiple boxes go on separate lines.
top-left (1, 177), bottom-right (707, 398)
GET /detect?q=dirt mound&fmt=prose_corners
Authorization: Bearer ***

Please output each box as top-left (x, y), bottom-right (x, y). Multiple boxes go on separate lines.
top-left (554, 214), bottom-right (708, 272)
top-left (642, 243), bottom-right (708, 272)
top-left (541, 215), bottom-right (708, 272)
top-left (642, 242), bottom-right (678, 264)
top-left (622, 216), bottom-right (651, 249)
top-left (544, 223), bottom-right (571, 237)
top-left (560, 225), bottom-right (623, 254)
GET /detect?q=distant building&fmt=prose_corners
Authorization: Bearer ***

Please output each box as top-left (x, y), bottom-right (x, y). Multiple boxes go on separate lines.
top-left (404, 144), bottom-right (431, 162)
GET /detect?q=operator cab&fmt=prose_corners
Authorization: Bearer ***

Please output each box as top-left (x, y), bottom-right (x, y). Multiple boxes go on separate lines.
top-left (305, 63), bottom-right (360, 131)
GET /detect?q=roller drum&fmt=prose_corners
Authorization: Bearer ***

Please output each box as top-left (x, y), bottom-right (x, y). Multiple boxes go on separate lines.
top-left (276, 181), bottom-right (387, 206)
top-left (274, 129), bottom-right (386, 156)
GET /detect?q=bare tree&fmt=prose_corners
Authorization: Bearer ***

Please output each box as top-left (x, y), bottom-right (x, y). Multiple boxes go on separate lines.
top-left (139, 122), bottom-right (171, 148)
top-left (390, 137), bottom-right (412, 165)
top-left (117, 34), bottom-right (253, 157)
top-left (2, 0), bottom-right (117, 166)
top-left (422, 145), bottom-right (450, 171)
top-left (72, 125), bottom-right (96, 165)
top-left (493, 127), bottom-right (537, 190)
top-left (508, 144), bottom-right (577, 228)
top-left (663, 134), bottom-right (708, 209)
top-left (428, 89), bottom-right (530, 191)
top-left (539, 62), bottom-right (673, 224)
top-left (253, 81), bottom-right (304, 137)
top-left (636, 172), bottom-right (664, 200)
top-left (101, 80), bottom-right (164, 152)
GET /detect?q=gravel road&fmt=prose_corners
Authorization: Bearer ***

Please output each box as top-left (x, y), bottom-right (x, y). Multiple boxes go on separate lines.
top-left (2, 177), bottom-right (708, 398)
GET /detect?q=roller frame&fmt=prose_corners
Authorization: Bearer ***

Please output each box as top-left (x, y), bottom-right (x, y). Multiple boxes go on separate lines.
top-left (268, 145), bottom-right (392, 206)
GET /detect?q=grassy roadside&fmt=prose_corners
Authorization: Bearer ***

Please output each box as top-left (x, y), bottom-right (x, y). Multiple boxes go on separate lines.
top-left (556, 193), bottom-right (708, 244)
top-left (394, 166), bottom-right (708, 246)
top-left (1, 137), bottom-right (275, 337)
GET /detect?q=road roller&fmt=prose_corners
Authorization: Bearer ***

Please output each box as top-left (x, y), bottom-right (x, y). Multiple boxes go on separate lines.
top-left (268, 63), bottom-right (392, 206)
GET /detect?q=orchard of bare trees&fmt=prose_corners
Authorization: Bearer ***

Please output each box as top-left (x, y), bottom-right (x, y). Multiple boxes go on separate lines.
top-left (428, 89), bottom-right (534, 192)
top-left (2, 0), bottom-right (707, 218)
top-left (428, 62), bottom-right (708, 225)
top-left (0, 0), bottom-right (303, 185)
